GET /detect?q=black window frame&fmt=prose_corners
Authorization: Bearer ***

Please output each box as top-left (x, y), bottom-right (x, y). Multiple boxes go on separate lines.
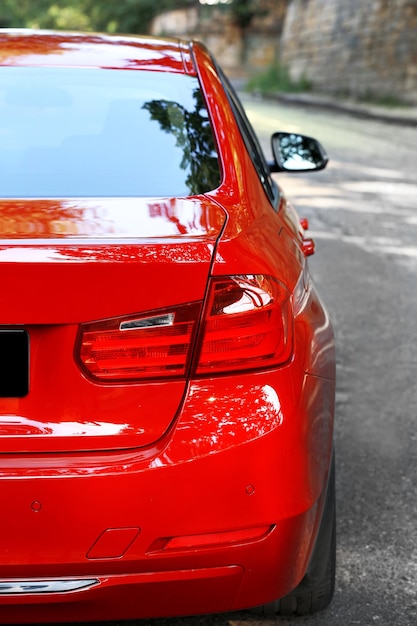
top-left (216, 65), bottom-right (279, 208)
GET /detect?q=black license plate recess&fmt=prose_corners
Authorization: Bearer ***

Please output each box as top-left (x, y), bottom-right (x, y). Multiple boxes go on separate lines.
top-left (0, 330), bottom-right (29, 398)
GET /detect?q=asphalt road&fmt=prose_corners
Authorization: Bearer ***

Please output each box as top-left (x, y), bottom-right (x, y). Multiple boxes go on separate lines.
top-left (37, 98), bottom-right (417, 626)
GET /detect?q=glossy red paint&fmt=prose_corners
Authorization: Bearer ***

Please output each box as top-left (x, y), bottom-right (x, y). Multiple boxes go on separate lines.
top-left (0, 31), bottom-right (335, 621)
top-left (0, 31), bottom-right (195, 73)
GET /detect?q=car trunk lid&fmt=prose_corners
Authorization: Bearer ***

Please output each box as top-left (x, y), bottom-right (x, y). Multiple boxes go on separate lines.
top-left (0, 197), bottom-right (226, 453)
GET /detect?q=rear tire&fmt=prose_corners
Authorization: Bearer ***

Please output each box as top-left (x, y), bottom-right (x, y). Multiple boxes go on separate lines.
top-left (253, 451), bottom-right (336, 616)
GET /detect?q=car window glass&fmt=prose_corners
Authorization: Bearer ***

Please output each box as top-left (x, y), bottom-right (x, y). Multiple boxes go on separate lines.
top-left (0, 67), bottom-right (221, 198)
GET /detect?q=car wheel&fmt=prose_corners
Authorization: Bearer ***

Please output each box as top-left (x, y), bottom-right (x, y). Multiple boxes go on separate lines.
top-left (253, 450), bottom-right (336, 616)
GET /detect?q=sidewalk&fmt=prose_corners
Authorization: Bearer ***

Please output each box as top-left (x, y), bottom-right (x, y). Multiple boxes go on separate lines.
top-left (262, 91), bottom-right (417, 127)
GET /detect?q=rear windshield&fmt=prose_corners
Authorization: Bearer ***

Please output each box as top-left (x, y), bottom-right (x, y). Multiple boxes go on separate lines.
top-left (0, 67), bottom-right (221, 198)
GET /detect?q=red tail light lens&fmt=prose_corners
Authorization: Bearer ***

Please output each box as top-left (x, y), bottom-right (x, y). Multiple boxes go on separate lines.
top-left (195, 275), bottom-right (292, 374)
top-left (77, 275), bottom-right (291, 382)
top-left (77, 303), bottom-right (201, 382)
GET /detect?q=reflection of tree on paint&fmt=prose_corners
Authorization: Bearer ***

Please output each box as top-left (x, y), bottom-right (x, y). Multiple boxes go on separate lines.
top-left (142, 88), bottom-right (221, 196)
top-left (162, 382), bottom-right (284, 462)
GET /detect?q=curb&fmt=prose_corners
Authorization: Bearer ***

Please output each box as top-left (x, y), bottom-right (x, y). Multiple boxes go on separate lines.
top-left (257, 92), bottom-right (417, 128)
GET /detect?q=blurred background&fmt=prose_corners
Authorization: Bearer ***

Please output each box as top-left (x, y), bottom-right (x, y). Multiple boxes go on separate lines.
top-left (1, 3), bottom-right (417, 625)
top-left (1, 0), bottom-right (416, 106)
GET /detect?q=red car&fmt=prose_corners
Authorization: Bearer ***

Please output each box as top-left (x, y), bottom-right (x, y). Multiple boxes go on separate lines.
top-left (0, 30), bottom-right (335, 622)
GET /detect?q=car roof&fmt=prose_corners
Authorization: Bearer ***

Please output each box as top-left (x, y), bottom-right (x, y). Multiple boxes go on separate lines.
top-left (0, 30), bottom-right (197, 74)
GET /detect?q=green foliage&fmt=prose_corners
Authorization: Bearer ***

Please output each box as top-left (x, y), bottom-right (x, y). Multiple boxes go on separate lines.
top-left (0, 0), bottom-right (271, 34)
top-left (0, 0), bottom-right (192, 34)
top-left (0, 0), bottom-right (52, 27)
top-left (82, 0), bottom-right (157, 34)
top-left (29, 5), bottom-right (92, 30)
top-left (247, 62), bottom-right (311, 94)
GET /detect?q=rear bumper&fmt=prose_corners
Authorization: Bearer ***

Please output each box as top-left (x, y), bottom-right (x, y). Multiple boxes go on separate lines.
top-left (0, 511), bottom-right (320, 623)
top-left (0, 364), bottom-right (335, 622)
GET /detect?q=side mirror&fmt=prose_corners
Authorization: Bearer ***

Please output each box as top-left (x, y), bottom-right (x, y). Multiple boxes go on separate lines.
top-left (270, 132), bottom-right (328, 172)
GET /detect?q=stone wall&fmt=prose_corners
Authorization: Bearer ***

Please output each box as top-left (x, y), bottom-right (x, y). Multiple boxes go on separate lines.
top-left (151, 1), bottom-right (417, 104)
top-left (151, 8), bottom-right (242, 76)
top-left (151, 6), bottom-right (284, 78)
top-left (280, 0), bottom-right (417, 104)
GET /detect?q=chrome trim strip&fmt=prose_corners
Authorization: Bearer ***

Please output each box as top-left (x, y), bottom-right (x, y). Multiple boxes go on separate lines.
top-left (120, 313), bottom-right (175, 330)
top-left (0, 579), bottom-right (99, 594)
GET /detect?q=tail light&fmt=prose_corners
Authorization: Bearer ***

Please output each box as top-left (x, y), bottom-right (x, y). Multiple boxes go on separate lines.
top-left (195, 275), bottom-right (292, 374)
top-left (77, 303), bottom-right (201, 381)
top-left (77, 275), bottom-right (292, 382)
